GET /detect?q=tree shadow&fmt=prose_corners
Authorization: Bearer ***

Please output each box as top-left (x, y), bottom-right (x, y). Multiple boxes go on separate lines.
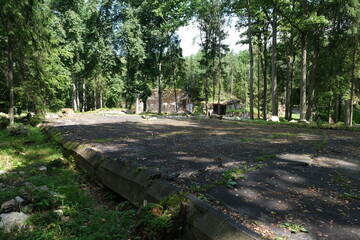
top-left (48, 116), bottom-right (360, 239)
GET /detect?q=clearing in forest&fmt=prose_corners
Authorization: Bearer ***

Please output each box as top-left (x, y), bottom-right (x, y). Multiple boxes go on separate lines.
top-left (49, 112), bottom-right (360, 240)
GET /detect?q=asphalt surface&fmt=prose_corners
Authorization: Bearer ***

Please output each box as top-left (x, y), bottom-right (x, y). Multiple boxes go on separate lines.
top-left (48, 112), bottom-right (360, 240)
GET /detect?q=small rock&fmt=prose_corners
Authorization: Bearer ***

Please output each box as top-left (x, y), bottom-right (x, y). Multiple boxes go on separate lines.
top-left (38, 185), bottom-right (49, 191)
top-left (15, 196), bottom-right (25, 204)
top-left (38, 166), bottom-right (47, 172)
top-left (165, 173), bottom-right (179, 181)
top-left (289, 120), bottom-right (298, 123)
top-left (19, 171), bottom-right (25, 175)
top-left (19, 188), bottom-right (27, 196)
top-left (0, 170), bottom-right (6, 175)
top-left (267, 115), bottom-right (280, 122)
top-left (23, 182), bottom-right (33, 187)
top-left (0, 212), bottom-right (29, 232)
top-left (1, 199), bottom-right (16, 213)
top-left (299, 119), bottom-right (310, 124)
top-left (54, 209), bottom-right (64, 217)
top-left (22, 204), bottom-right (33, 214)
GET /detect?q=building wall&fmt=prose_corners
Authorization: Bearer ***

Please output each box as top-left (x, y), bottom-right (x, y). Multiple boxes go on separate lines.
top-left (146, 89), bottom-right (189, 113)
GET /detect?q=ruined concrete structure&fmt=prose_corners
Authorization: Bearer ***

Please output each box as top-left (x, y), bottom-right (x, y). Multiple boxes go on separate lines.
top-left (146, 89), bottom-right (192, 113)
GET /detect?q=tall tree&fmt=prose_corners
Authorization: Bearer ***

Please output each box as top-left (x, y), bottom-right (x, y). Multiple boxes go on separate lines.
top-left (271, 9), bottom-right (278, 116)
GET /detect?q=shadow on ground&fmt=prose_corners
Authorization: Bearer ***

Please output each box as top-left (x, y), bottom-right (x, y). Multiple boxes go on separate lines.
top-left (48, 114), bottom-right (360, 240)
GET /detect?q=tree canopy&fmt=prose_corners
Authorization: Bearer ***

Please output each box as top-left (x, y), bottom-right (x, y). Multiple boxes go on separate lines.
top-left (0, 0), bottom-right (359, 126)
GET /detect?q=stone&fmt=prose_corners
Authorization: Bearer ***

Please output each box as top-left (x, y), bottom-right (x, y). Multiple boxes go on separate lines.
top-left (38, 166), bottom-right (47, 172)
top-left (299, 119), bottom-right (310, 124)
top-left (37, 185), bottom-right (49, 191)
top-left (0, 212), bottom-right (29, 232)
top-left (0, 170), bottom-right (5, 175)
top-left (289, 120), bottom-right (298, 123)
top-left (22, 204), bottom-right (33, 214)
top-left (267, 115), bottom-right (280, 122)
top-left (19, 188), bottom-right (27, 196)
top-left (54, 209), bottom-right (64, 217)
top-left (1, 199), bottom-right (16, 213)
top-left (15, 196), bottom-right (25, 204)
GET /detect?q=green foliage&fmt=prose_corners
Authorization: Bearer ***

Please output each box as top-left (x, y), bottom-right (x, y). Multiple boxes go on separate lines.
top-left (0, 127), bottom-right (186, 239)
top-left (279, 222), bottom-right (309, 234)
top-left (189, 164), bottom-right (265, 194)
top-left (255, 154), bottom-right (277, 162)
top-left (341, 192), bottom-right (360, 200)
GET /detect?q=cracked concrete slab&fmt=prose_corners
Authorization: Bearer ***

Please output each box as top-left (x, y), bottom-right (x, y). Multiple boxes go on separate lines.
top-left (43, 112), bottom-right (360, 240)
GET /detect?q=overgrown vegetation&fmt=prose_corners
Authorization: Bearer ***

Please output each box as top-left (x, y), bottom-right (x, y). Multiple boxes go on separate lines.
top-left (190, 164), bottom-right (265, 194)
top-left (0, 126), bottom-right (185, 239)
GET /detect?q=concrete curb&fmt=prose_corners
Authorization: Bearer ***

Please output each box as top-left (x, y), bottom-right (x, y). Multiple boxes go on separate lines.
top-left (42, 125), bottom-right (262, 240)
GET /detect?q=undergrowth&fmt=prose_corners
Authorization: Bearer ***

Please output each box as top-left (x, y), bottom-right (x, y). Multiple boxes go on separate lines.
top-left (0, 125), bottom-right (184, 240)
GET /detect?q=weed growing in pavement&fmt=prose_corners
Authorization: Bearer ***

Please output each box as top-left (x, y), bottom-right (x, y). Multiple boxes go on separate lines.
top-left (255, 154), bottom-right (277, 162)
top-left (341, 192), bottom-right (360, 200)
top-left (316, 132), bottom-right (328, 152)
top-left (240, 138), bottom-right (254, 142)
top-left (268, 132), bottom-right (299, 139)
top-left (279, 222), bottom-right (308, 233)
top-left (92, 137), bottom-right (115, 143)
top-left (189, 164), bottom-right (266, 197)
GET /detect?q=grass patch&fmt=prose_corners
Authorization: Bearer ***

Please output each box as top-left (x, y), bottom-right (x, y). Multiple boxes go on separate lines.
top-left (92, 137), bottom-right (115, 143)
top-left (240, 138), bottom-right (254, 142)
top-left (279, 222), bottom-right (308, 233)
top-left (255, 154), bottom-right (277, 162)
top-left (0, 126), bottom-right (184, 239)
top-left (190, 164), bottom-right (265, 194)
top-left (267, 132), bottom-right (299, 139)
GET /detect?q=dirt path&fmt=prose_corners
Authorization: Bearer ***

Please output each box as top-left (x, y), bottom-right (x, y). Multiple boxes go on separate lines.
top-left (48, 112), bottom-right (360, 240)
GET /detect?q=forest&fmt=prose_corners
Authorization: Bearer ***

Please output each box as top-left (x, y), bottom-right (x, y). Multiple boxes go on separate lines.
top-left (1, 0), bottom-right (359, 126)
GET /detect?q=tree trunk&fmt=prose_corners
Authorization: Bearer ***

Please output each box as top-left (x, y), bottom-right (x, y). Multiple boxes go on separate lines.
top-left (306, 33), bottom-right (320, 121)
top-left (99, 90), bottom-right (103, 109)
top-left (285, 31), bottom-right (295, 121)
top-left (345, 47), bottom-right (356, 127)
top-left (299, 32), bottom-right (307, 121)
top-left (217, 45), bottom-right (222, 115)
top-left (299, 0), bottom-right (308, 121)
top-left (334, 94), bottom-right (340, 123)
top-left (174, 79), bottom-right (178, 113)
top-left (285, 55), bottom-right (293, 120)
top-left (72, 77), bottom-right (78, 111)
top-left (76, 81), bottom-right (80, 110)
top-left (7, 17), bottom-right (14, 125)
top-left (213, 57), bottom-right (216, 106)
top-left (82, 80), bottom-right (86, 112)
top-left (271, 11), bottom-right (278, 116)
top-left (262, 34), bottom-right (268, 120)
top-left (136, 96), bottom-right (140, 114)
top-left (94, 90), bottom-right (97, 110)
top-left (230, 69), bottom-right (234, 96)
top-left (257, 50), bottom-right (261, 119)
top-left (158, 49), bottom-right (163, 114)
top-left (247, 0), bottom-right (254, 119)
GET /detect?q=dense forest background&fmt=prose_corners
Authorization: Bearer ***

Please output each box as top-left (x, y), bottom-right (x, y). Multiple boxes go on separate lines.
top-left (0, 0), bottom-right (359, 126)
